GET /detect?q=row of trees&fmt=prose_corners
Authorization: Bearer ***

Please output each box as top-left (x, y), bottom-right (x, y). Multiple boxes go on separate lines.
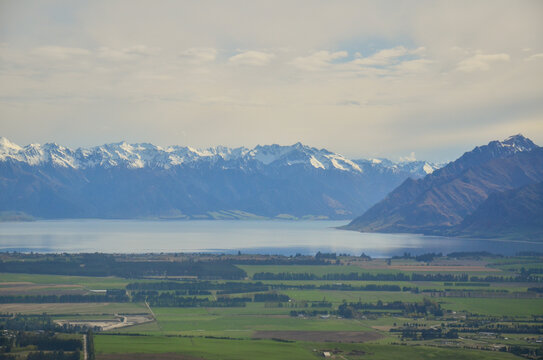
top-left (255, 271), bottom-right (543, 283)
top-left (0, 314), bottom-right (91, 334)
top-left (16, 332), bottom-right (81, 351)
top-left (87, 330), bottom-right (95, 360)
top-left (0, 254), bottom-right (246, 279)
top-left (26, 351), bottom-right (80, 360)
top-left (127, 281), bottom-right (267, 293)
top-left (0, 330), bottom-right (82, 360)
top-left (145, 294), bottom-right (247, 307)
top-left (139, 291), bottom-right (291, 307)
top-left (392, 328), bottom-right (459, 340)
top-left (337, 299), bottom-right (444, 318)
top-left (253, 272), bottom-right (470, 282)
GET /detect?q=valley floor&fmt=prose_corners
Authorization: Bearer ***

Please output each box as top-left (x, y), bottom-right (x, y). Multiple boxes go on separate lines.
top-left (1, 253), bottom-right (542, 359)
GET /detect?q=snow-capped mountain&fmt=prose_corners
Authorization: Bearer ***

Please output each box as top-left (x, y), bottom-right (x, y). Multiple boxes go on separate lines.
top-left (0, 137), bottom-right (443, 220)
top-left (353, 158), bottom-right (440, 178)
top-left (0, 138), bottom-right (402, 173)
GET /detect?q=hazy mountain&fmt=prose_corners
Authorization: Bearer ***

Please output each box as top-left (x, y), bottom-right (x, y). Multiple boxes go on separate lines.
top-left (451, 181), bottom-right (543, 240)
top-left (0, 137), bottom-right (439, 220)
top-left (344, 135), bottom-right (543, 233)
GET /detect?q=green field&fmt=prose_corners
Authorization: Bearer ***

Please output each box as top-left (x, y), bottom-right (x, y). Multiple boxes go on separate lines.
top-left (153, 306), bottom-right (373, 336)
top-left (283, 289), bottom-right (424, 303)
top-left (95, 334), bottom-right (520, 360)
top-left (440, 297), bottom-right (543, 317)
top-left (1, 253), bottom-right (542, 359)
top-left (0, 272), bottom-right (129, 289)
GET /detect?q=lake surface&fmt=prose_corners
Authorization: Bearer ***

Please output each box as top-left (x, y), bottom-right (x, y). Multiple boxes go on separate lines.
top-left (0, 220), bottom-right (542, 257)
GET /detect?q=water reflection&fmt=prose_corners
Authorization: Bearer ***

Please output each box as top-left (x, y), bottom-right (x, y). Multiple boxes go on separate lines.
top-left (0, 219), bottom-right (541, 257)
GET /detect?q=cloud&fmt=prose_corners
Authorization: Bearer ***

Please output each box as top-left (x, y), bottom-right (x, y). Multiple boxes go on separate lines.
top-left (0, 2), bottom-right (542, 162)
top-left (337, 100), bottom-right (361, 106)
top-left (97, 45), bottom-right (158, 61)
top-left (31, 46), bottom-right (90, 60)
top-left (352, 46), bottom-right (409, 66)
top-left (228, 50), bottom-right (274, 66)
top-left (291, 51), bottom-right (348, 71)
top-left (394, 58), bottom-right (433, 74)
top-left (456, 53), bottom-right (510, 72)
top-left (180, 47), bottom-right (217, 63)
top-left (525, 53), bottom-right (543, 61)
top-left (399, 152), bottom-right (416, 162)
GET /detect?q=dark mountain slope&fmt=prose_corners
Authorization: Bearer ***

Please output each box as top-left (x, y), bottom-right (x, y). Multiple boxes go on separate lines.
top-left (344, 135), bottom-right (542, 233)
top-left (451, 181), bottom-right (543, 240)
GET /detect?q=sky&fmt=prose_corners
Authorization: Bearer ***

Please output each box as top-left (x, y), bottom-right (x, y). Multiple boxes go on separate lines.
top-left (0, 1), bottom-right (542, 162)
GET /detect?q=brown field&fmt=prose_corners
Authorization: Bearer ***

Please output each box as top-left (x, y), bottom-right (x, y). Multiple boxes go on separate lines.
top-left (253, 330), bottom-right (384, 343)
top-left (0, 283), bottom-right (85, 295)
top-left (56, 315), bottom-right (154, 331)
top-left (98, 353), bottom-right (204, 360)
top-left (0, 302), bottom-right (149, 315)
top-left (388, 265), bottom-right (500, 272)
top-left (346, 258), bottom-right (500, 272)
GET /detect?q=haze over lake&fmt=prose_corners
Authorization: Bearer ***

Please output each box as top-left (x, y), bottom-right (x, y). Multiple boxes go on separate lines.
top-left (1, 220), bottom-right (541, 257)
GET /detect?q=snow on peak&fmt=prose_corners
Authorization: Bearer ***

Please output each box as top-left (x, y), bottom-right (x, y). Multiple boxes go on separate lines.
top-left (309, 156), bottom-right (325, 169)
top-left (0, 138), bottom-right (439, 175)
top-left (422, 163), bottom-right (436, 174)
top-left (0, 137), bottom-right (22, 152)
top-left (248, 143), bottom-right (361, 172)
top-left (500, 134), bottom-right (537, 152)
top-left (352, 157), bottom-right (442, 178)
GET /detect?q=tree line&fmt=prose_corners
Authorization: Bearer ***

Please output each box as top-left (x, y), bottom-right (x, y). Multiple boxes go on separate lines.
top-left (337, 299), bottom-right (444, 318)
top-left (126, 281), bottom-right (267, 293)
top-left (0, 254), bottom-right (246, 279)
top-left (0, 330), bottom-right (81, 360)
top-left (145, 294), bottom-right (247, 307)
top-left (253, 272), bottom-right (470, 282)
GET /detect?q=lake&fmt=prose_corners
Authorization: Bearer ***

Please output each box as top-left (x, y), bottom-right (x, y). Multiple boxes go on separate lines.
top-left (0, 220), bottom-right (541, 257)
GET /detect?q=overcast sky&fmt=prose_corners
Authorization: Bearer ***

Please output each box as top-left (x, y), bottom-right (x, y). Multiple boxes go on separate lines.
top-left (1, 1), bottom-right (542, 162)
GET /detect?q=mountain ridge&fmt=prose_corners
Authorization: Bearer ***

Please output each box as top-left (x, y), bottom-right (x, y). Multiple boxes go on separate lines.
top-left (0, 137), bottom-right (440, 220)
top-left (344, 134), bottom-right (543, 237)
top-left (0, 137), bottom-right (439, 175)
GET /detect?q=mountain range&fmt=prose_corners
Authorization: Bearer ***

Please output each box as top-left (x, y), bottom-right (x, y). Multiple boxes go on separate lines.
top-left (344, 135), bottom-right (543, 239)
top-left (0, 137), bottom-right (439, 220)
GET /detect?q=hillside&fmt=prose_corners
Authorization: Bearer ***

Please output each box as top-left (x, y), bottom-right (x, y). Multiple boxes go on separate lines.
top-left (344, 135), bottom-right (543, 234)
top-left (0, 138), bottom-right (438, 220)
top-left (451, 181), bottom-right (543, 240)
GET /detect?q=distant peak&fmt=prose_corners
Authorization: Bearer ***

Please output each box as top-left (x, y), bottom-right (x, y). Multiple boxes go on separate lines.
top-left (503, 133), bottom-right (533, 144)
top-left (0, 137), bottom-right (22, 151)
top-left (500, 134), bottom-right (537, 150)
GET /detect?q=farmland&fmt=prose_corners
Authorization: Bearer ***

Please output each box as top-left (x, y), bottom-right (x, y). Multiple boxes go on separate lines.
top-left (0, 252), bottom-right (542, 359)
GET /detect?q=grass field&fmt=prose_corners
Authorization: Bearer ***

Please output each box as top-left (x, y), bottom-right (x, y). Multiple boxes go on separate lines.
top-left (282, 289), bottom-right (424, 304)
top-left (112, 304), bottom-right (377, 338)
top-left (2, 254), bottom-right (542, 360)
top-left (0, 272), bottom-right (129, 289)
top-left (439, 297), bottom-right (543, 316)
top-left (95, 334), bottom-right (520, 360)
